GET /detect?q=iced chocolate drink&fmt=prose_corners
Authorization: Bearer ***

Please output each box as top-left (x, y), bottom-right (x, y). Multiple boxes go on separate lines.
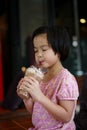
top-left (18, 66), bottom-right (44, 99)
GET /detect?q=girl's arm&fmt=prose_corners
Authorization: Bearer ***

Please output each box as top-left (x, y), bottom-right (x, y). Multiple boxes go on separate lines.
top-left (23, 98), bottom-right (34, 114)
top-left (38, 94), bottom-right (75, 122)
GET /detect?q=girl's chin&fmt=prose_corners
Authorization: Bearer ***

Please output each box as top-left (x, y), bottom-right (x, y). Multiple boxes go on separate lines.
top-left (38, 64), bottom-right (44, 68)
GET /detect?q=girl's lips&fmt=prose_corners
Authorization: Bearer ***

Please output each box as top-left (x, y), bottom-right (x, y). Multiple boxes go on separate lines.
top-left (39, 61), bottom-right (44, 65)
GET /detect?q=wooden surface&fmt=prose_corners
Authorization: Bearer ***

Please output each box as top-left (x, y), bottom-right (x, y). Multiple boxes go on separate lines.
top-left (0, 107), bottom-right (33, 130)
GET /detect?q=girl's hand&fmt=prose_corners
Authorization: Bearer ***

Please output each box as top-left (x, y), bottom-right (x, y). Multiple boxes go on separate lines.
top-left (22, 76), bottom-right (44, 102)
top-left (17, 77), bottom-right (31, 99)
top-left (16, 78), bottom-right (24, 97)
top-left (17, 78), bottom-right (24, 89)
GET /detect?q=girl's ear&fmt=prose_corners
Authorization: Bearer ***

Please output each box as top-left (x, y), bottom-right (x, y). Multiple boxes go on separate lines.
top-left (57, 53), bottom-right (61, 60)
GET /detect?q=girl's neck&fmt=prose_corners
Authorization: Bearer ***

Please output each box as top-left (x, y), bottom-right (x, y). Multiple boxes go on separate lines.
top-left (44, 62), bottom-right (64, 82)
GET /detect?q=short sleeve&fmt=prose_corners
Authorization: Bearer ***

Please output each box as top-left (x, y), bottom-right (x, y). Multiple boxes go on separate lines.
top-left (57, 75), bottom-right (79, 100)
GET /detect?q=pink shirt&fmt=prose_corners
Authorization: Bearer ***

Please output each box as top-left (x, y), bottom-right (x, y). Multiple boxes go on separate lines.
top-left (28, 69), bottom-right (79, 130)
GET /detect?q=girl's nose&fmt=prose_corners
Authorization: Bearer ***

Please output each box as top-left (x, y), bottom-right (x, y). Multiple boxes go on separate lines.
top-left (38, 50), bottom-right (43, 57)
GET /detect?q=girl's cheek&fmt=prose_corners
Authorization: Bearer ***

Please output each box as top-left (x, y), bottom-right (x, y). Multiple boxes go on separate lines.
top-left (35, 56), bottom-right (38, 63)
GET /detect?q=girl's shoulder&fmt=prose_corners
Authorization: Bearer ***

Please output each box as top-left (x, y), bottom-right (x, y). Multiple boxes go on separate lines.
top-left (57, 68), bottom-right (76, 82)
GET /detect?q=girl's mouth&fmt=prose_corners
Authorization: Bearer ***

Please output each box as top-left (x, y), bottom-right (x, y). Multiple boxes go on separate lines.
top-left (39, 61), bottom-right (44, 65)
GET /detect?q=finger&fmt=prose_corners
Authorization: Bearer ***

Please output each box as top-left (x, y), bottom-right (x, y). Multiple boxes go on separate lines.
top-left (22, 86), bottom-right (31, 94)
top-left (29, 77), bottom-right (40, 85)
top-left (17, 78), bottom-right (24, 87)
top-left (22, 81), bottom-right (31, 88)
top-left (24, 76), bottom-right (37, 82)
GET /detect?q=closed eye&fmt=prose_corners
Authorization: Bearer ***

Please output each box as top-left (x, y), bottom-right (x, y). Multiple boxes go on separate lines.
top-left (34, 49), bottom-right (38, 53)
top-left (41, 46), bottom-right (49, 51)
top-left (34, 45), bottom-right (49, 53)
top-left (42, 48), bottom-right (48, 51)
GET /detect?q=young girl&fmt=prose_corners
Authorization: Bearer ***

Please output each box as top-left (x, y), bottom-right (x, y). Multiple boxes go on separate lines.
top-left (17, 25), bottom-right (79, 130)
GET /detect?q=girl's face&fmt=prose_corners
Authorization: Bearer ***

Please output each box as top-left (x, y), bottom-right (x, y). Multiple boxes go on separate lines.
top-left (33, 33), bottom-right (59, 68)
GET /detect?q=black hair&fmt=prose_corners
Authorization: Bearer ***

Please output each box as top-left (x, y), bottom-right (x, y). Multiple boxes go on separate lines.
top-left (32, 25), bottom-right (71, 62)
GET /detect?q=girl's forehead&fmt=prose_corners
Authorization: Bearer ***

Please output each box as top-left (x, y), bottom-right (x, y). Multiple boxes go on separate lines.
top-left (33, 34), bottom-right (48, 46)
top-left (34, 33), bottom-right (47, 40)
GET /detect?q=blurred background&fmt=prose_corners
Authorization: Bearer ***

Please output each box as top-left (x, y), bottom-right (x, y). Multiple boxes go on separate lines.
top-left (0, 0), bottom-right (87, 101)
